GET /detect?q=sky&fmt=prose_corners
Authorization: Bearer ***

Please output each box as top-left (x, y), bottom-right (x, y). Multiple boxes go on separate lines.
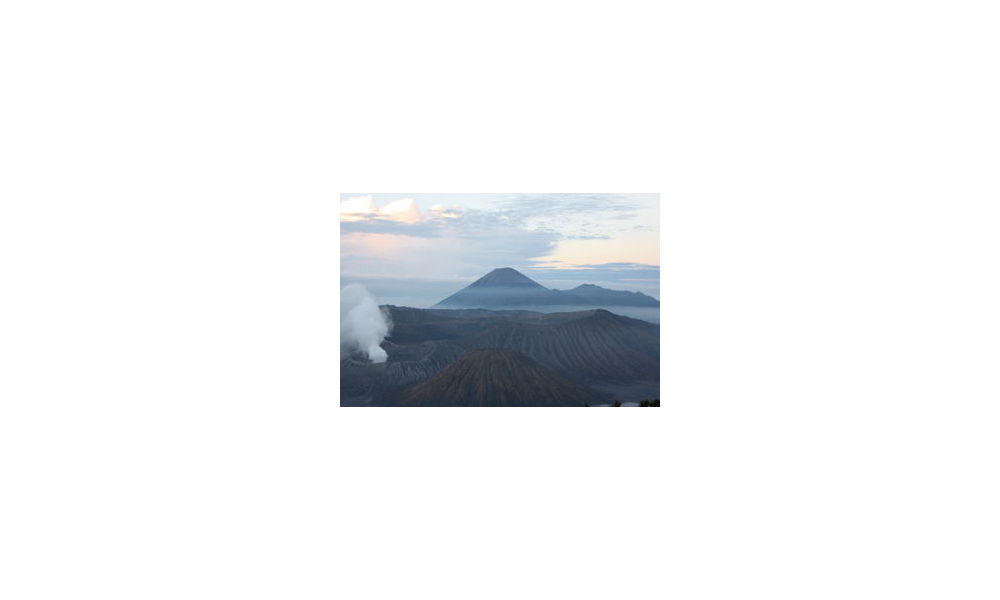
top-left (340, 193), bottom-right (660, 308)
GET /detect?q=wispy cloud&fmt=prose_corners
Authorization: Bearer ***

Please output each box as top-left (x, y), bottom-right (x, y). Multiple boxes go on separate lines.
top-left (578, 262), bottom-right (659, 270)
top-left (340, 195), bottom-right (423, 223)
top-left (489, 193), bottom-right (655, 237)
top-left (340, 193), bottom-right (659, 285)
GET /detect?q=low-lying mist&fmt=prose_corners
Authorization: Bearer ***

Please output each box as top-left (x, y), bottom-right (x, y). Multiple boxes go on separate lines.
top-left (503, 305), bottom-right (660, 324)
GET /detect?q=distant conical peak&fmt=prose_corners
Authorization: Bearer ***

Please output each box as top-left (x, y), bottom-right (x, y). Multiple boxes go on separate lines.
top-left (431, 267), bottom-right (658, 309)
top-left (483, 267), bottom-right (528, 278)
top-left (468, 267), bottom-right (544, 288)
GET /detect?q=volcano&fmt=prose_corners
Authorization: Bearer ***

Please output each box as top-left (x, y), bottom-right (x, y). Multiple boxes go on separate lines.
top-left (467, 309), bottom-right (659, 383)
top-left (391, 349), bottom-right (599, 407)
top-left (430, 267), bottom-right (659, 314)
top-left (341, 305), bottom-right (660, 406)
top-left (432, 267), bottom-right (555, 308)
top-left (463, 267), bottom-right (545, 289)
top-left (342, 269), bottom-right (661, 407)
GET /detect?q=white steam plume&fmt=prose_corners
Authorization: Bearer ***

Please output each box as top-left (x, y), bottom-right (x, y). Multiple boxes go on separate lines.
top-left (340, 284), bottom-right (392, 363)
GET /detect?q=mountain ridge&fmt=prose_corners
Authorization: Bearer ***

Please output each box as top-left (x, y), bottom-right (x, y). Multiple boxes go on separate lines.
top-left (341, 305), bottom-right (660, 406)
top-left (390, 348), bottom-right (599, 407)
top-left (431, 267), bottom-right (659, 309)
top-left (466, 267), bottom-right (545, 289)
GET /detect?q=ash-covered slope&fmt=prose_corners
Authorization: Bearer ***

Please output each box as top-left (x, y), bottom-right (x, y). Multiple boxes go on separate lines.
top-left (381, 305), bottom-right (551, 344)
top-left (341, 305), bottom-right (660, 406)
top-left (340, 306), bottom-right (539, 404)
top-left (340, 339), bottom-right (467, 404)
top-left (468, 309), bottom-right (659, 383)
top-left (391, 349), bottom-right (598, 407)
top-left (426, 308), bottom-right (542, 319)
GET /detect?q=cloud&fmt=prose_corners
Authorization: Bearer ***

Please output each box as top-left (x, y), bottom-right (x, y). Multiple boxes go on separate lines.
top-left (340, 196), bottom-right (424, 224)
top-left (526, 262), bottom-right (659, 278)
top-left (494, 193), bottom-right (645, 222)
top-left (429, 204), bottom-right (460, 218)
top-left (340, 196), bottom-right (467, 236)
top-left (528, 234), bottom-right (659, 268)
top-left (576, 262), bottom-right (659, 270)
top-left (379, 198), bottom-right (421, 223)
top-left (340, 195), bottom-right (377, 220)
top-left (340, 197), bottom-right (559, 279)
top-left (487, 193), bottom-right (659, 241)
top-left (340, 193), bottom-right (658, 286)
top-left (340, 199), bottom-right (538, 242)
top-left (525, 262), bottom-right (660, 299)
top-left (341, 224), bottom-right (559, 281)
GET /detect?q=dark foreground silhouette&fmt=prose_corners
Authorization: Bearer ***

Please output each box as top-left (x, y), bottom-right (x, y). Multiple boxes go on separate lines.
top-left (341, 305), bottom-right (660, 407)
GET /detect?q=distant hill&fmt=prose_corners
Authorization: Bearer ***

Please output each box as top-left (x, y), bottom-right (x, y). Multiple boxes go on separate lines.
top-left (560, 283), bottom-right (659, 307)
top-left (430, 267), bottom-right (659, 312)
top-left (391, 349), bottom-right (599, 407)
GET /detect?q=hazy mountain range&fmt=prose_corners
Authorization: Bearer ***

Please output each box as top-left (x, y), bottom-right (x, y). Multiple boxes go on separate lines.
top-left (432, 267), bottom-right (659, 312)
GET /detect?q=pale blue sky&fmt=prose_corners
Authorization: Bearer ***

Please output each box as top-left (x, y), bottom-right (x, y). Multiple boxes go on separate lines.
top-left (340, 193), bottom-right (659, 307)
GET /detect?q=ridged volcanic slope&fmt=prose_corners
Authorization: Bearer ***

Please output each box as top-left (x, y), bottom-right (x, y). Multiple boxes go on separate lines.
top-left (393, 349), bottom-right (598, 407)
top-left (467, 309), bottom-right (659, 382)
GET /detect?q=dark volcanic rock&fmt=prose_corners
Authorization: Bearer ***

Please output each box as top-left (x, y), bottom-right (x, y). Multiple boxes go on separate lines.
top-left (467, 309), bottom-right (659, 383)
top-left (426, 308), bottom-right (543, 319)
top-left (390, 349), bottom-right (599, 407)
top-left (341, 305), bottom-right (660, 406)
top-left (340, 339), bottom-right (467, 400)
